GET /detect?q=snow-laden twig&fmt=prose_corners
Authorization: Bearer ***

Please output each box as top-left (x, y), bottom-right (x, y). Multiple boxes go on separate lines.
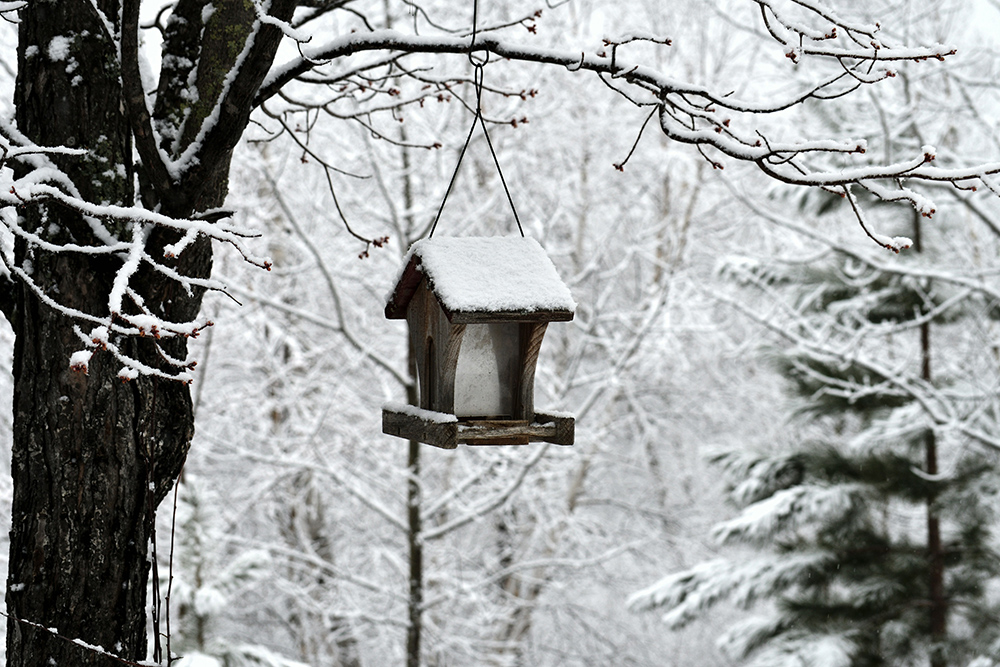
top-left (0, 611), bottom-right (160, 667)
top-left (721, 176), bottom-right (1000, 303)
top-left (224, 282), bottom-right (409, 387)
top-left (228, 535), bottom-right (405, 603)
top-left (713, 289), bottom-right (1000, 453)
top-left (224, 444), bottom-right (408, 534)
top-left (421, 540), bottom-right (643, 612)
top-left (420, 444), bottom-right (550, 541)
top-left (0, 123), bottom-right (281, 380)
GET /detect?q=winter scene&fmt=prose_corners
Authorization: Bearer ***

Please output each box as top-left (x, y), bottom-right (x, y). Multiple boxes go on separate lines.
top-left (2, 0), bottom-right (1000, 665)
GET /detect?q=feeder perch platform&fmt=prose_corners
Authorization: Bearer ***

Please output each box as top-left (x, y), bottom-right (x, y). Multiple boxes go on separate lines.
top-left (382, 403), bottom-right (574, 449)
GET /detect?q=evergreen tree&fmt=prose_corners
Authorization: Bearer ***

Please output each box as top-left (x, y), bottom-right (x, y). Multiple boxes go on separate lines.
top-left (629, 214), bottom-right (1000, 667)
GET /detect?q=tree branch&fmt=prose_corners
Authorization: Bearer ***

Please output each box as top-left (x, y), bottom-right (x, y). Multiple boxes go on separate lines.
top-left (120, 0), bottom-right (174, 207)
top-left (249, 25), bottom-right (984, 221)
top-left (178, 0), bottom-right (299, 211)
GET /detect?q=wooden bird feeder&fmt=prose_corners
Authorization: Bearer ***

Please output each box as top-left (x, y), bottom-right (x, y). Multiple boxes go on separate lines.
top-left (382, 237), bottom-right (575, 448)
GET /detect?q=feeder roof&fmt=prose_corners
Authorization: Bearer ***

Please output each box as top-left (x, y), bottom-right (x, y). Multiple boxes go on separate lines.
top-left (385, 237), bottom-right (576, 322)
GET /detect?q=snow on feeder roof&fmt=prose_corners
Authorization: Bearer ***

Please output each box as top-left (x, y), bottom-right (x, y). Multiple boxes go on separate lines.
top-left (385, 237), bottom-right (576, 322)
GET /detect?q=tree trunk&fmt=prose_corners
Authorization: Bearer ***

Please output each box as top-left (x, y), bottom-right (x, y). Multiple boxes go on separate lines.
top-left (3, 3), bottom-right (198, 665)
top-left (913, 211), bottom-right (947, 667)
top-left (4, 0), bottom-right (298, 662)
top-left (406, 379), bottom-right (423, 667)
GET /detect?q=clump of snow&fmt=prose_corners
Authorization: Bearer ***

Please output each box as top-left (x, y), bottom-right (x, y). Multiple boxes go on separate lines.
top-left (47, 36), bottom-right (71, 62)
top-left (871, 233), bottom-right (912, 253)
top-left (89, 325), bottom-right (109, 347)
top-left (69, 350), bottom-right (91, 374)
top-left (399, 237), bottom-right (576, 314)
top-left (385, 401), bottom-right (458, 423)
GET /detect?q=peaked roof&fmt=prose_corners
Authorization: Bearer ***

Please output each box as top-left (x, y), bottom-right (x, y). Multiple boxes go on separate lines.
top-left (385, 237), bottom-right (576, 323)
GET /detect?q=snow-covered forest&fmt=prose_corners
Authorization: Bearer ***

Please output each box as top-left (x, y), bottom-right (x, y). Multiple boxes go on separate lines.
top-left (3, 0), bottom-right (1000, 665)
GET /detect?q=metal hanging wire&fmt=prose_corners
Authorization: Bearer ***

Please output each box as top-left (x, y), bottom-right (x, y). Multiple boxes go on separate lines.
top-left (428, 0), bottom-right (524, 238)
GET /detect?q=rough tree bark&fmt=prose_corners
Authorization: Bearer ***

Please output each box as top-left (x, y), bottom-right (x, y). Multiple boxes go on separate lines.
top-left (5, 3), bottom-right (163, 665)
top-left (4, 1), bottom-right (293, 665)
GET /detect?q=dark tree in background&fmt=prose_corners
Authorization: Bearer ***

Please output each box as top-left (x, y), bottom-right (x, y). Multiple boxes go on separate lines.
top-left (629, 229), bottom-right (1000, 664)
top-left (1, 1), bottom-right (998, 665)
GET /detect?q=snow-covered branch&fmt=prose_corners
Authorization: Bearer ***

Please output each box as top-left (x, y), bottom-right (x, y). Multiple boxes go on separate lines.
top-left (251, 2), bottom-right (992, 226)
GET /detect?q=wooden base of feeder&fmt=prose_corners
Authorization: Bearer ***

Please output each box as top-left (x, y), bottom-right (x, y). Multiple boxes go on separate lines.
top-left (382, 406), bottom-right (574, 450)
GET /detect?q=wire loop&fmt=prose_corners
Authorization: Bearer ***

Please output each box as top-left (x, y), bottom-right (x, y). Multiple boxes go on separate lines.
top-left (469, 49), bottom-right (490, 67)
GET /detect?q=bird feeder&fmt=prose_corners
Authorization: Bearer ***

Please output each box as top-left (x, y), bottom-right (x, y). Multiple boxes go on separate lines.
top-left (382, 237), bottom-right (575, 448)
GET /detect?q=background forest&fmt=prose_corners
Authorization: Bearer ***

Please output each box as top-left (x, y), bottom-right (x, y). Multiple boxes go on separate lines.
top-left (2, 0), bottom-right (1000, 665)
